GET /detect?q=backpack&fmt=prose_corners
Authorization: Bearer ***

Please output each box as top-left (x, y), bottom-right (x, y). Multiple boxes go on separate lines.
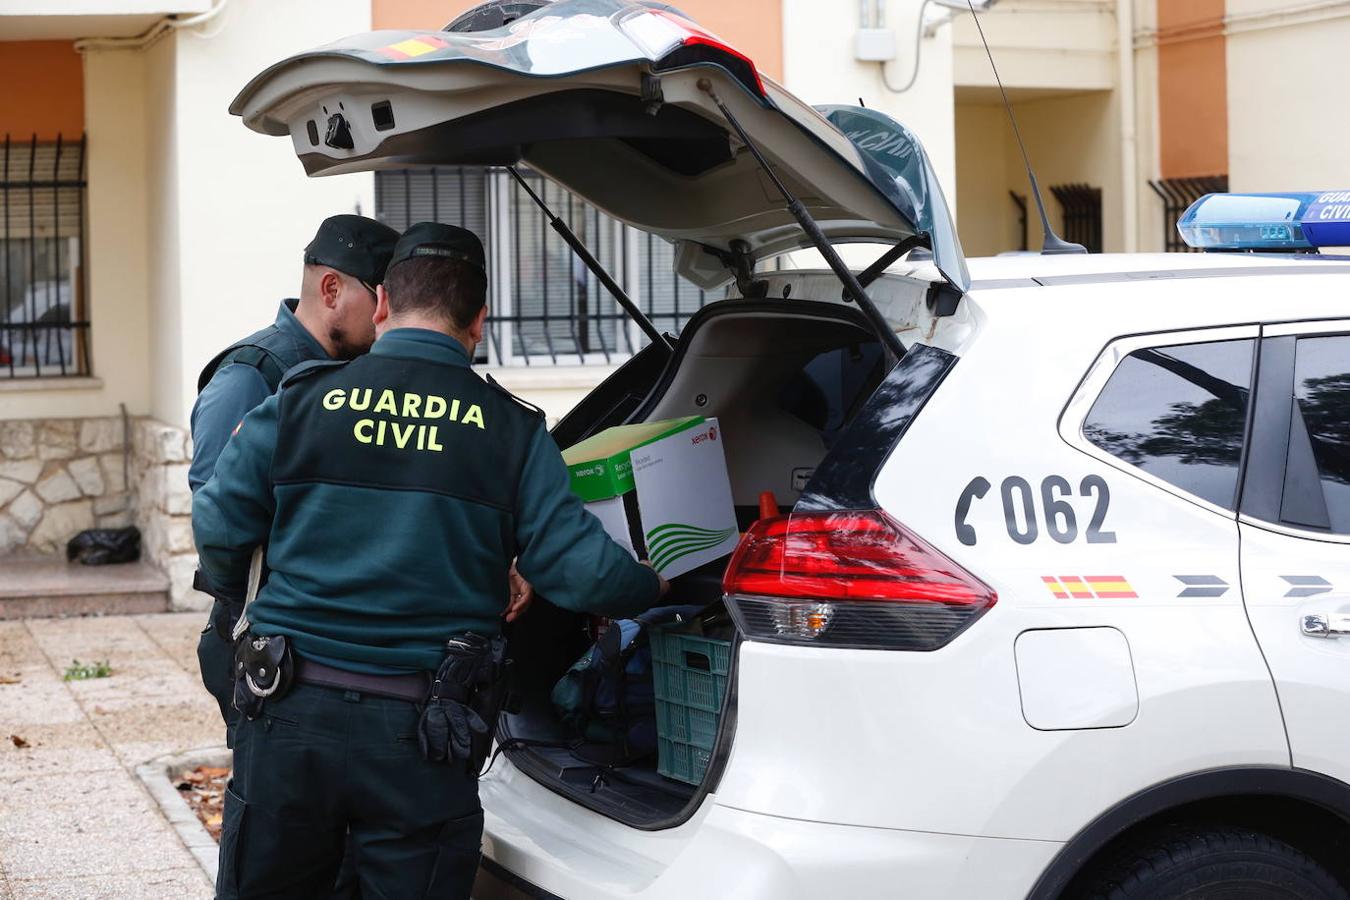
top-left (551, 605), bottom-right (702, 765)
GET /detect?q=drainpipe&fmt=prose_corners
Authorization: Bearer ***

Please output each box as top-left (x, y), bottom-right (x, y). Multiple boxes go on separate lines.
top-left (1117, 0), bottom-right (1139, 251)
top-left (74, 0), bottom-right (231, 53)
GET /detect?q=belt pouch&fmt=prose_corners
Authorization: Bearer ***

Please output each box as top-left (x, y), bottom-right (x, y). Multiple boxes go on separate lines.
top-left (233, 634), bottom-right (293, 720)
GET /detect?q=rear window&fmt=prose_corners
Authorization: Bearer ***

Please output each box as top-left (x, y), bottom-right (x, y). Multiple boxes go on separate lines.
top-left (1292, 335), bottom-right (1350, 533)
top-left (777, 343), bottom-right (886, 448)
top-left (1083, 338), bottom-right (1255, 509)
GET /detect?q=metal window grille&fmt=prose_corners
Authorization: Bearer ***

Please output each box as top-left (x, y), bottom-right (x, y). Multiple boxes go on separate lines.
top-left (1049, 183), bottom-right (1103, 253)
top-left (1, 133), bottom-right (89, 378)
top-left (1148, 175), bottom-right (1227, 252)
top-left (375, 166), bottom-right (717, 366)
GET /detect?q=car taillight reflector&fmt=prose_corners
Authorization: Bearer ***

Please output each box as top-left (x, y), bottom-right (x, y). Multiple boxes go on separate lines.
top-left (722, 510), bottom-right (995, 650)
top-left (619, 9), bottom-right (766, 97)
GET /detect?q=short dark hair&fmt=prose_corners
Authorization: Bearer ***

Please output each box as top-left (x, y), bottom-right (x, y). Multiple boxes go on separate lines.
top-left (383, 256), bottom-right (487, 328)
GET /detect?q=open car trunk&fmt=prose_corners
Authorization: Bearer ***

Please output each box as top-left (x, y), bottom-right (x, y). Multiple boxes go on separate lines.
top-left (501, 297), bottom-right (887, 827)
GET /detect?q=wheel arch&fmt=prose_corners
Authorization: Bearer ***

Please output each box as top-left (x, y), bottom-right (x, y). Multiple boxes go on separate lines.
top-left (1026, 766), bottom-right (1350, 899)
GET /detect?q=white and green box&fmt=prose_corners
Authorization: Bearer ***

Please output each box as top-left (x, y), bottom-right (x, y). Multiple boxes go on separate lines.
top-left (562, 416), bottom-right (739, 579)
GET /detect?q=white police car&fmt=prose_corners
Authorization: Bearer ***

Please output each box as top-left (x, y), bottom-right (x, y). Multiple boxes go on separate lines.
top-left (233, 2), bottom-right (1350, 896)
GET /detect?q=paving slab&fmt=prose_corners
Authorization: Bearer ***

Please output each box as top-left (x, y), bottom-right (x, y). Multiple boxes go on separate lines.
top-left (25, 617), bottom-right (162, 673)
top-left (0, 721), bottom-right (120, 780)
top-left (0, 612), bottom-right (226, 895)
top-left (134, 613), bottom-right (208, 676)
top-left (0, 768), bottom-right (145, 813)
top-left (0, 783), bottom-right (198, 880)
top-left (0, 623), bottom-right (44, 670)
top-left (8, 867), bottom-right (210, 899)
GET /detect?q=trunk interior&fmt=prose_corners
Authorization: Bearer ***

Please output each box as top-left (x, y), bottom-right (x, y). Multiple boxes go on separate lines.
top-left (500, 298), bottom-right (886, 828)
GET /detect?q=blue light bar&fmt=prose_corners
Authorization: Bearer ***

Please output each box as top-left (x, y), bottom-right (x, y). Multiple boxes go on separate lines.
top-left (1177, 191), bottom-right (1350, 251)
top-left (1302, 191), bottom-right (1350, 246)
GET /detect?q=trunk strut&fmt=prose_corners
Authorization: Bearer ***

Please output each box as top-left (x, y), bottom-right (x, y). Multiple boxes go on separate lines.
top-left (697, 79), bottom-right (907, 360)
top-left (507, 166), bottom-right (672, 352)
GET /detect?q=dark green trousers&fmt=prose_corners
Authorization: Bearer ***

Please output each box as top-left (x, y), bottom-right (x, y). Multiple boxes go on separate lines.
top-left (197, 599), bottom-right (241, 747)
top-left (216, 683), bottom-right (483, 900)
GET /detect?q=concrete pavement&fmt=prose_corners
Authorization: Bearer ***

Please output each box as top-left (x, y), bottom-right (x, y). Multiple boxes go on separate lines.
top-left (0, 613), bottom-right (221, 899)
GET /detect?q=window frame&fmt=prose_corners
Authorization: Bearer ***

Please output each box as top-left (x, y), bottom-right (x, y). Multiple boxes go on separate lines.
top-left (1059, 324), bottom-right (1261, 519)
top-left (1239, 319), bottom-right (1350, 545)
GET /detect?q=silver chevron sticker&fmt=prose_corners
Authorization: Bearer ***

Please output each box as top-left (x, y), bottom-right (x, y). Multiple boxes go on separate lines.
top-left (1282, 575), bottom-right (1332, 598)
top-left (1174, 575), bottom-right (1229, 598)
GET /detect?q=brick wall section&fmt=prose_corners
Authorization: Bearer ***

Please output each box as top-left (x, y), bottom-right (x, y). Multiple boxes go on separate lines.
top-left (0, 416), bottom-right (206, 612)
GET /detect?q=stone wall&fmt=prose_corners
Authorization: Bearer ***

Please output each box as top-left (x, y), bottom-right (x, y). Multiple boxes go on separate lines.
top-left (0, 417), bottom-right (133, 555)
top-left (0, 416), bottom-right (205, 612)
top-left (131, 418), bottom-right (203, 611)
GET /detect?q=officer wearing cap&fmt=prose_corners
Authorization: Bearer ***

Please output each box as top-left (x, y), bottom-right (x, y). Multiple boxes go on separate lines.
top-left (193, 222), bottom-right (667, 898)
top-left (190, 213), bottom-right (398, 747)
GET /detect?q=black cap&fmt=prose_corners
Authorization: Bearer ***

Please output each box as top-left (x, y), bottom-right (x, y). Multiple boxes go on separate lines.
top-left (303, 215), bottom-right (400, 286)
top-left (388, 222), bottom-right (487, 274)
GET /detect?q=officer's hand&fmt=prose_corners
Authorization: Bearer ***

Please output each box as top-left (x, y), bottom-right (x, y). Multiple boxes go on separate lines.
top-left (504, 562), bottom-right (534, 623)
top-left (641, 561), bottom-right (671, 600)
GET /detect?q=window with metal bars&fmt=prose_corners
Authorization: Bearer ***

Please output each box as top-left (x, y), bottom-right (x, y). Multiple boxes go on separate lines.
top-left (1050, 183), bottom-right (1103, 253)
top-left (1148, 175), bottom-right (1228, 252)
top-left (1, 134), bottom-right (89, 378)
top-left (375, 166), bottom-right (717, 366)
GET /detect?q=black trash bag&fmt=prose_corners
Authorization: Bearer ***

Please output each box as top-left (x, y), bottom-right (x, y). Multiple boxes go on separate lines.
top-left (66, 526), bottom-right (141, 566)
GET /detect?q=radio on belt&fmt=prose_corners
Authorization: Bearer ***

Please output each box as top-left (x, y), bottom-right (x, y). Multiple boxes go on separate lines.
top-left (561, 416), bottom-right (739, 579)
top-left (1177, 189), bottom-right (1350, 250)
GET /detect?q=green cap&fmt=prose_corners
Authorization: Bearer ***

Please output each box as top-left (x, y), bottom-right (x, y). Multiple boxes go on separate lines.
top-left (389, 222), bottom-right (486, 273)
top-left (303, 215), bottom-right (400, 285)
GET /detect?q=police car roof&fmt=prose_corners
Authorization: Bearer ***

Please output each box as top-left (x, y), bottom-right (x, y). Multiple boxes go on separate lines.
top-left (960, 250), bottom-right (1350, 289)
top-left (926, 251), bottom-right (1350, 334)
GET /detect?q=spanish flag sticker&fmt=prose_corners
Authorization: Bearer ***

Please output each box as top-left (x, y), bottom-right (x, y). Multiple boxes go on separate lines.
top-left (1042, 575), bottom-right (1137, 600)
top-left (377, 35), bottom-right (449, 60)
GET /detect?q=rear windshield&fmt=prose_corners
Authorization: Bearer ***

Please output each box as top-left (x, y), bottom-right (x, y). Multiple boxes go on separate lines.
top-left (778, 343), bottom-right (886, 448)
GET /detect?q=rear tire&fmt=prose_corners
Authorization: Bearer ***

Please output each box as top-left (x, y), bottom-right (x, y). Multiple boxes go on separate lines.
top-left (1079, 826), bottom-right (1348, 900)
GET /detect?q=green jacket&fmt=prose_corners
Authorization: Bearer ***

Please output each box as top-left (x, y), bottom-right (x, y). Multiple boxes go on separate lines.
top-left (192, 327), bottom-right (662, 673)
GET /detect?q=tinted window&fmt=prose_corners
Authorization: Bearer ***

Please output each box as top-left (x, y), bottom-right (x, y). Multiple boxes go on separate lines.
top-left (777, 343), bottom-right (885, 448)
top-left (1084, 339), bottom-right (1254, 509)
top-left (1293, 335), bottom-right (1350, 534)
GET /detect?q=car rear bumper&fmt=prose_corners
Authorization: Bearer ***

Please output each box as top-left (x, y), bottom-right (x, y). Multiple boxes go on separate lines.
top-left (477, 760), bottom-right (1059, 900)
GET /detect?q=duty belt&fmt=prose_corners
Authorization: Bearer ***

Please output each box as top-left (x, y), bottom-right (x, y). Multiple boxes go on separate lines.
top-left (293, 656), bottom-right (430, 704)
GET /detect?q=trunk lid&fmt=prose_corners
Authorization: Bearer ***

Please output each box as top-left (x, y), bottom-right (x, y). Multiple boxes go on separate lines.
top-left (230, 0), bottom-right (968, 291)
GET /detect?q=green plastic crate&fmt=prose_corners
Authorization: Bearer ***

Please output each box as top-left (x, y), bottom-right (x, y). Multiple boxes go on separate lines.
top-left (650, 624), bottom-right (732, 785)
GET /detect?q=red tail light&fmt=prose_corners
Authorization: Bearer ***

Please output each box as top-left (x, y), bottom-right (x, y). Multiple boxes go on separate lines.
top-left (722, 510), bottom-right (995, 650)
top-left (619, 9), bottom-right (766, 97)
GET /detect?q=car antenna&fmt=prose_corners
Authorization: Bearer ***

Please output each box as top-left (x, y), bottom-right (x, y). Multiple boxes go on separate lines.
top-left (966, 0), bottom-right (1085, 255)
top-left (697, 79), bottom-right (907, 360)
top-left (505, 166), bottom-right (671, 351)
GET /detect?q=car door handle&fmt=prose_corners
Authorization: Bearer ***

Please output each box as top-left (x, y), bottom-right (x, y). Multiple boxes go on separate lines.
top-left (1301, 614), bottom-right (1350, 638)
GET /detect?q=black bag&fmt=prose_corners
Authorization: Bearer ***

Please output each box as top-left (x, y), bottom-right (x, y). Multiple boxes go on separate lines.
top-left (66, 527), bottom-right (141, 566)
top-left (550, 605), bottom-right (704, 765)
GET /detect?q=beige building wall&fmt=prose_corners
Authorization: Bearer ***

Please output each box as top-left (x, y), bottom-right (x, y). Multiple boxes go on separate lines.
top-left (144, 33), bottom-right (183, 427)
top-left (0, 46), bottom-right (154, 421)
top-left (163, 0), bottom-right (374, 429)
top-left (949, 0), bottom-right (1126, 258)
top-left (1225, 1), bottom-right (1350, 192)
top-left (784, 0), bottom-right (957, 205)
top-left (1131, 0), bottom-right (1163, 252)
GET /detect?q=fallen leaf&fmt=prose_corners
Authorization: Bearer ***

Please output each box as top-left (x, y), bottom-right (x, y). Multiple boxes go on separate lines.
top-left (9, 734), bottom-right (29, 748)
top-left (200, 767), bottom-right (230, 778)
top-left (0, 674), bottom-right (21, 685)
top-left (205, 814), bottom-right (222, 827)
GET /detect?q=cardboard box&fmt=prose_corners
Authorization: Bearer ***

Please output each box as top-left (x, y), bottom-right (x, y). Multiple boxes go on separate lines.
top-left (562, 416), bottom-right (739, 578)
